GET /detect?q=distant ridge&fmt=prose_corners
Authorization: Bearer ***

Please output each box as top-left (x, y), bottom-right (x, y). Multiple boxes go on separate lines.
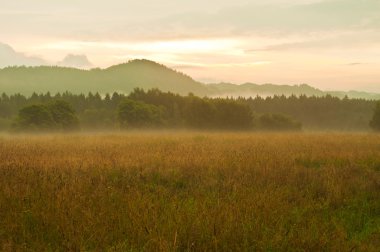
top-left (206, 83), bottom-right (325, 97)
top-left (0, 59), bottom-right (379, 99)
top-left (0, 60), bottom-right (208, 96)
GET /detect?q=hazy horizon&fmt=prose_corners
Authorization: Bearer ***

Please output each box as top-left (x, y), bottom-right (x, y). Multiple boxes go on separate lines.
top-left (1, 0), bottom-right (380, 92)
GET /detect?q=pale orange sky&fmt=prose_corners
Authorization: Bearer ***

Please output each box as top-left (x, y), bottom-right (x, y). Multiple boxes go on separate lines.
top-left (1, 0), bottom-right (380, 92)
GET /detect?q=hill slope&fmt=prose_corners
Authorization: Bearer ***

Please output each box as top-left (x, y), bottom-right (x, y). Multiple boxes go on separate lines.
top-left (0, 59), bottom-right (379, 99)
top-left (0, 60), bottom-right (208, 96)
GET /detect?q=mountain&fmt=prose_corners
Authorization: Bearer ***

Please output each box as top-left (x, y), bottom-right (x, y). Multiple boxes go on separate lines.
top-left (207, 83), bottom-right (380, 99)
top-left (206, 83), bottom-right (325, 97)
top-left (58, 54), bottom-right (93, 69)
top-left (0, 59), bottom-right (379, 99)
top-left (0, 43), bottom-right (47, 68)
top-left (327, 90), bottom-right (380, 100)
top-left (0, 59), bottom-right (208, 96)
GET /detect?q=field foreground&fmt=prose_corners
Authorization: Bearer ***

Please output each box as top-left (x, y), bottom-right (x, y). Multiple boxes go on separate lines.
top-left (0, 132), bottom-right (379, 251)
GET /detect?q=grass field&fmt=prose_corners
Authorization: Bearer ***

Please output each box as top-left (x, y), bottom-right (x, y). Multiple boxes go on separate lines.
top-left (0, 132), bottom-right (379, 251)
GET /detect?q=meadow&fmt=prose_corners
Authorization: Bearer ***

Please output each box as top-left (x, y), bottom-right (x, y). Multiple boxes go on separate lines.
top-left (0, 132), bottom-right (379, 251)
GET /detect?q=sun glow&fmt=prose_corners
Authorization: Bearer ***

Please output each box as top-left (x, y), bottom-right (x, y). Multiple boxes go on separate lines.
top-left (31, 38), bottom-right (247, 68)
top-left (134, 39), bottom-right (241, 54)
top-left (40, 38), bottom-right (241, 54)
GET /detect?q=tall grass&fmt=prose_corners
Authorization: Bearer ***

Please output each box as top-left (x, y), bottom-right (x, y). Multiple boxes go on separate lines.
top-left (0, 132), bottom-right (379, 251)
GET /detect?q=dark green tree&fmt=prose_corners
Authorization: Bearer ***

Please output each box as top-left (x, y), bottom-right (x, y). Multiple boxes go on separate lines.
top-left (213, 99), bottom-right (253, 129)
top-left (183, 96), bottom-right (216, 128)
top-left (13, 104), bottom-right (55, 131)
top-left (258, 113), bottom-right (302, 131)
top-left (370, 101), bottom-right (380, 131)
top-left (118, 99), bottom-right (164, 128)
top-left (12, 101), bottom-right (79, 131)
top-left (48, 100), bottom-right (79, 130)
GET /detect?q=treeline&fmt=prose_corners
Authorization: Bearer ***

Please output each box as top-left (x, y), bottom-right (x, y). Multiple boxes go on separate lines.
top-left (245, 95), bottom-right (375, 130)
top-left (12, 101), bottom-right (79, 131)
top-left (0, 89), bottom-right (301, 131)
top-left (0, 89), bottom-right (377, 131)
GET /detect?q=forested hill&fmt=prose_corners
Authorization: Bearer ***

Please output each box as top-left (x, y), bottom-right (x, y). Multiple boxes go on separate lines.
top-left (0, 59), bottom-right (379, 99)
top-left (0, 60), bottom-right (208, 96)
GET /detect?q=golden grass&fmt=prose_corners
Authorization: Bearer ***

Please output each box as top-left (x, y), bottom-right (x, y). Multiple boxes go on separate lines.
top-left (0, 132), bottom-right (379, 251)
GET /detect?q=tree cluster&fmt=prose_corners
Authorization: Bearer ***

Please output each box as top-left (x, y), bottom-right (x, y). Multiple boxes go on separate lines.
top-left (12, 100), bottom-right (79, 132)
top-left (1, 88), bottom-right (377, 132)
top-left (245, 94), bottom-right (375, 130)
top-left (119, 89), bottom-right (256, 130)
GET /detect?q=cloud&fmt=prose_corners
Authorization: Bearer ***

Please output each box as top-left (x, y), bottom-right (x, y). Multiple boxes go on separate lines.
top-left (1, 0), bottom-right (379, 59)
top-left (172, 64), bottom-right (205, 70)
top-left (1, 0), bottom-right (379, 92)
top-left (0, 42), bottom-right (47, 68)
top-left (0, 42), bottom-right (93, 69)
top-left (2, 0), bottom-right (379, 42)
top-left (58, 54), bottom-right (93, 68)
top-left (127, 0), bottom-right (379, 43)
top-left (344, 62), bottom-right (371, 66)
top-left (245, 30), bottom-right (380, 52)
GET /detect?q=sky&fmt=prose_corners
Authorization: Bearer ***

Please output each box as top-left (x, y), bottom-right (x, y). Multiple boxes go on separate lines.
top-left (1, 0), bottom-right (380, 92)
